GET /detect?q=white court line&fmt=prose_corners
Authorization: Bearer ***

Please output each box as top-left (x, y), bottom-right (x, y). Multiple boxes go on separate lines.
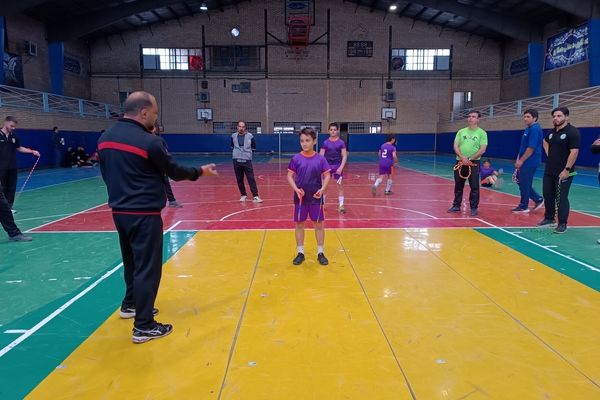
top-left (166, 220), bottom-right (182, 231)
top-left (25, 203), bottom-right (108, 233)
top-left (0, 222), bottom-right (189, 357)
top-left (475, 218), bottom-right (600, 273)
top-left (218, 203), bottom-right (437, 221)
top-left (4, 330), bottom-right (28, 334)
top-left (0, 262), bottom-right (123, 358)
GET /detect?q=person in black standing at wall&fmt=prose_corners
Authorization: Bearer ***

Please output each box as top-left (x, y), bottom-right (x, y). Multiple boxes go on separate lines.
top-left (231, 120), bottom-right (262, 203)
top-left (537, 107), bottom-right (580, 234)
top-left (0, 116), bottom-right (40, 213)
top-left (51, 126), bottom-right (65, 168)
top-left (151, 125), bottom-right (182, 208)
top-left (98, 91), bottom-right (218, 344)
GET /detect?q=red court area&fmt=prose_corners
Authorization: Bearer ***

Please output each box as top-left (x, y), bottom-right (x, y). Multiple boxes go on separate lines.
top-left (33, 164), bottom-right (600, 232)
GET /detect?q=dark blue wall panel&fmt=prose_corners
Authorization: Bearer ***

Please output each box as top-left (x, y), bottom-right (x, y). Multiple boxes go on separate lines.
top-left (14, 129), bottom-right (101, 169)
top-left (438, 126), bottom-right (600, 168)
top-left (12, 127), bottom-right (598, 169)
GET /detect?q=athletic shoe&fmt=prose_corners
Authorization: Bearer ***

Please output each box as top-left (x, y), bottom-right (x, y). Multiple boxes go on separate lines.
top-left (120, 307), bottom-right (159, 319)
top-left (9, 234), bottom-right (32, 242)
top-left (253, 196), bottom-right (263, 203)
top-left (292, 253), bottom-right (305, 265)
top-left (532, 201), bottom-right (544, 212)
top-left (11, 209), bottom-right (16, 214)
top-left (511, 206), bottom-right (529, 213)
top-left (537, 218), bottom-right (555, 227)
top-left (597, 238), bottom-right (600, 245)
top-left (132, 322), bottom-right (173, 344)
top-left (447, 206), bottom-right (460, 213)
top-left (384, 190), bottom-right (393, 195)
top-left (168, 201), bottom-right (183, 208)
top-left (339, 204), bottom-right (346, 213)
top-left (470, 208), bottom-right (478, 216)
top-left (239, 195), bottom-right (247, 202)
top-left (371, 185), bottom-right (377, 197)
top-left (317, 253), bottom-right (329, 266)
top-left (553, 224), bottom-right (567, 234)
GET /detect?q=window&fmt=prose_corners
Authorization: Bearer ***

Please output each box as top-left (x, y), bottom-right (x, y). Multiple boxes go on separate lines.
top-left (345, 122), bottom-right (381, 134)
top-left (391, 48), bottom-right (450, 71)
top-left (213, 122), bottom-right (261, 134)
top-left (142, 48), bottom-right (204, 71)
top-left (274, 122), bottom-right (321, 134)
top-left (452, 91), bottom-right (473, 112)
top-left (207, 46), bottom-right (263, 72)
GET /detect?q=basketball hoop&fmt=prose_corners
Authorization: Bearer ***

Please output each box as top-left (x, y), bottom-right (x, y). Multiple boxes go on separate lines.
top-left (288, 16), bottom-right (311, 48)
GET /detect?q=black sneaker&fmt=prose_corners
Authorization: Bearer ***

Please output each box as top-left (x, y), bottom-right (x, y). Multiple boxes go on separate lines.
top-left (120, 306), bottom-right (159, 319)
top-left (537, 218), bottom-right (555, 227)
top-left (8, 234), bottom-right (32, 242)
top-left (317, 253), bottom-right (329, 266)
top-left (447, 206), bottom-right (460, 213)
top-left (553, 224), bottom-right (567, 234)
top-left (511, 206), bottom-right (529, 213)
top-left (132, 322), bottom-right (173, 344)
top-left (470, 208), bottom-right (478, 216)
top-left (292, 253), bottom-right (305, 265)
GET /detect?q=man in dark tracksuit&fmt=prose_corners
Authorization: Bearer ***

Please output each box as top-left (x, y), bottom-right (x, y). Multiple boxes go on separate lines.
top-left (0, 184), bottom-right (32, 241)
top-left (0, 116), bottom-right (40, 210)
top-left (99, 91), bottom-right (217, 344)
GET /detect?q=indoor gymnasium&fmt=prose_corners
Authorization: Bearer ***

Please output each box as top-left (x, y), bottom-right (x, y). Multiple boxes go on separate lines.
top-left (0, 0), bottom-right (599, 399)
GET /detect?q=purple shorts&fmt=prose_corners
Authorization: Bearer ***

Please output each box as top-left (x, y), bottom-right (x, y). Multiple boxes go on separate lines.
top-left (294, 203), bottom-right (325, 222)
top-left (379, 164), bottom-right (394, 175)
top-left (329, 164), bottom-right (343, 181)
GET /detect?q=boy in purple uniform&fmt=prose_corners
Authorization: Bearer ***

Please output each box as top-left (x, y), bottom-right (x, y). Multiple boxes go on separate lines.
top-left (319, 123), bottom-right (348, 213)
top-left (288, 128), bottom-right (331, 266)
top-left (372, 134), bottom-right (398, 196)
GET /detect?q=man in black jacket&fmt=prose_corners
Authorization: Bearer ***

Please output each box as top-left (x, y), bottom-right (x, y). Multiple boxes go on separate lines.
top-left (538, 107), bottom-right (580, 234)
top-left (99, 91), bottom-right (217, 344)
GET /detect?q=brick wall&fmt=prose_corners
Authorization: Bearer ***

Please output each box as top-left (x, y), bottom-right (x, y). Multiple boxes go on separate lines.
top-left (500, 19), bottom-right (592, 102)
top-left (4, 14), bottom-right (91, 98)
top-left (86, 0), bottom-right (504, 134)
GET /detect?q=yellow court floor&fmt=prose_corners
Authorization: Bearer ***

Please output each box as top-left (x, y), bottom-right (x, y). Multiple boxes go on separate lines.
top-left (27, 229), bottom-right (600, 399)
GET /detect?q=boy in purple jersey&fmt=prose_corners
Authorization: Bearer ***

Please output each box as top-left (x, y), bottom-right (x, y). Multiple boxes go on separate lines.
top-left (287, 128), bottom-right (331, 266)
top-left (319, 123), bottom-right (348, 213)
top-left (372, 134), bottom-right (398, 196)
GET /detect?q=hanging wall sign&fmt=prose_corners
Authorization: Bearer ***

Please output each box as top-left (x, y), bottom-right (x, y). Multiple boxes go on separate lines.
top-left (544, 24), bottom-right (588, 71)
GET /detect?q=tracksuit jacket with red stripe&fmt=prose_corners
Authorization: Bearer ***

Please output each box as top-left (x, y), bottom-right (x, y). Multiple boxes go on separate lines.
top-left (98, 118), bottom-right (201, 211)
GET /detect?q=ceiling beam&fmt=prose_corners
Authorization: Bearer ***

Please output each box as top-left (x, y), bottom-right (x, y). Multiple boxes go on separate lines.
top-left (397, 3), bottom-right (412, 17)
top-left (46, 0), bottom-right (184, 42)
top-left (537, 0), bottom-right (600, 19)
top-left (0, 0), bottom-right (48, 15)
top-left (428, 10), bottom-right (444, 23)
top-left (405, 0), bottom-right (542, 41)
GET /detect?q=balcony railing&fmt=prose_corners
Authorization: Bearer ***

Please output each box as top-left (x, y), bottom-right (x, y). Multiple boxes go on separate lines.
top-left (0, 84), bottom-right (122, 119)
top-left (442, 85), bottom-right (600, 122)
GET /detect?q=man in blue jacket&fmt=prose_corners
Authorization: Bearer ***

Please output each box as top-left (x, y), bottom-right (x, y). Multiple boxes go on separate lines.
top-left (99, 91), bottom-right (217, 344)
top-left (512, 109), bottom-right (544, 213)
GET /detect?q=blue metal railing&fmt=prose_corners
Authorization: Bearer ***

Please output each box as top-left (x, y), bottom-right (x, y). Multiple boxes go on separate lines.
top-left (0, 84), bottom-right (121, 119)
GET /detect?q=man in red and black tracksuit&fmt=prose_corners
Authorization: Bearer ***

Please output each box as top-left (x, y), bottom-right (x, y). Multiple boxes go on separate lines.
top-left (99, 91), bottom-right (217, 344)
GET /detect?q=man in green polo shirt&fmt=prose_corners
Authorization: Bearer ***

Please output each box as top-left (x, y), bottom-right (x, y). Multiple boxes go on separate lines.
top-left (447, 110), bottom-right (488, 216)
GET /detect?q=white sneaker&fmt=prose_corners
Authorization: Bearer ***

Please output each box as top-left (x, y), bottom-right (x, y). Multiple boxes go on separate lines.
top-left (239, 196), bottom-right (247, 202)
top-left (253, 196), bottom-right (263, 203)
